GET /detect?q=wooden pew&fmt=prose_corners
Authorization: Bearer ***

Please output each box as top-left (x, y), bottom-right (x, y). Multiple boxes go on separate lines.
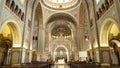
top-left (21, 61), bottom-right (50, 68)
top-left (70, 62), bottom-right (102, 68)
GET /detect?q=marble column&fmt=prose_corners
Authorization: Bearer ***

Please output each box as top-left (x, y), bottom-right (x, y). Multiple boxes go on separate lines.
top-left (79, 27), bottom-right (85, 51)
top-left (10, 47), bottom-right (27, 64)
top-left (38, 27), bottom-right (45, 61)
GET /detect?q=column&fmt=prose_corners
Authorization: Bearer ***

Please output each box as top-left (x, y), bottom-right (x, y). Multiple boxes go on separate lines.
top-left (10, 47), bottom-right (27, 64)
top-left (38, 27), bottom-right (45, 61)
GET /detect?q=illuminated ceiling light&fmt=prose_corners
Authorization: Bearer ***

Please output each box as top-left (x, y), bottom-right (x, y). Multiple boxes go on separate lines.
top-left (96, 0), bottom-right (100, 4)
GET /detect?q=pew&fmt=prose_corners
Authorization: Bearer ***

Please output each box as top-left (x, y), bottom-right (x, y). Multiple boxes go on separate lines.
top-left (70, 61), bottom-right (102, 68)
top-left (21, 61), bottom-right (51, 68)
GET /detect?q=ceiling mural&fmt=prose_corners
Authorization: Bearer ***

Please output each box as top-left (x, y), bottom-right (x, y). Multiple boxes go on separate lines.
top-left (51, 24), bottom-right (71, 37)
top-left (41, 0), bottom-right (80, 10)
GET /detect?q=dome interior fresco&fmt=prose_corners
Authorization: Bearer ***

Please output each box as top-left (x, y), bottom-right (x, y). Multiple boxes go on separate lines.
top-left (41, 0), bottom-right (80, 9)
top-left (0, 0), bottom-right (120, 67)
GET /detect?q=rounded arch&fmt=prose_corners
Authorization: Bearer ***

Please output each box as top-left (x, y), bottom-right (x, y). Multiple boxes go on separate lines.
top-left (0, 20), bottom-right (22, 47)
top-left (45, 13), bottom-right (77, 29)
top-left (50, 37), bottom-right (71, 50)
top-left (51, 24), bottom-right (71, 37)
top-left (100, 18), bottom-right (120, 47)
top-left (47, 19), bottom-right (74, 32)
top-left (109, 39), bottom-right (120, 65)
top-left (31, 1), bottom-right (43, 50)
top-left (41, 0), bottom-right (80, 10)
top-left (32, 1), bottom-right (43, 26)
top-left (54, 45), bottom-right (68, 53)
top-left (32, 0), bottom-right (43, 24)
top-left (110, 40), bottom-right (120, 47)
top-left (53, 45), bottom-right (70, 62)
top-left (79, 0), bottom-right (89, 24)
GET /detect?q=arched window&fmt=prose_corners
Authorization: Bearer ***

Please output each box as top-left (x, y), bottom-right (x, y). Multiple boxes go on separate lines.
top-left (5, 0), bottom-right (11, 7)
top-left (21, 13), bottom-right (24, 21)
top-left (105, 0), bottom-right (109, 9)
top-left (96, 12), bottom-right (99, 19)
top-left (18, 9), bottom-right (22, 18)
top-left (10, 0), bottom-right (15, 11)
top-left (99, 8), bottom-right (102, 14)
top-left (98, 8), bottom-right (102, 17)
top-left (14, 5), bottom-right (19, 15)
top-left (101, 4), bottom-right (105, 12)
top-left (109, 0), bottom-right (114, 5)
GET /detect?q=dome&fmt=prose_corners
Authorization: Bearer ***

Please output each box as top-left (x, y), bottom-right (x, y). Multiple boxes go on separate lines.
top-left (41, 0), bottom-right (80, 10)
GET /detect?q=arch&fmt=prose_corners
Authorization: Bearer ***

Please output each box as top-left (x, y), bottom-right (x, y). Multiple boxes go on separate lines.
top-left (100, 18), bottom-right (120, 47)
top-left (109, 39), bottom-right (120, 65)
top-left (31, 0), bottom-right (43, 23)
top-left (5, 0), bottom-right (11, 7)
top-left (45, 13), bottom-right (77, 55)
top-left (0, 20), bottom-right (22, 47)
top-left (18, 9), bottom-right (22, 16)
top-left (31, 1), bottom-right (43, 51)
top-left (50, 37), bottom-right (71, 50)
top-left (0, 39), bottom-right (12, 65)
top-left (21, 12), bottom-right (24, 20)
top-left (14, 5), bottom-right (19, 14)
top-left (10, 0), bottom-right (15, 11)
top-left (51, 24), bottom-right (71, 37)
top-left (0, 20), bottom-right (21, 65)
top-left (53, 45), bottom-right (69, 62)
top-left (54, 45), bottom-right (68, 54)
top-left (47, 19), bottom-right (74, 32)
top-left (110, 40), bottom-right (120, 47)
top-left (45, 13), bottom-right (77, 29)
top-left (79, 0), bottom-right (89, 24)
top-left (41, 0), bottom-right (80, 10)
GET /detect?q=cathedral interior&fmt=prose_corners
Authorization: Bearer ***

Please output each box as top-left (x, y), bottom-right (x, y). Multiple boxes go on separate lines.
top-left (0, 0), bottom-right (120, 68)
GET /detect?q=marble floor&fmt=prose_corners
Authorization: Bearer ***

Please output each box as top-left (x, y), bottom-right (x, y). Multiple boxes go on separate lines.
top-left (51, 59), bottom-right (70, 68)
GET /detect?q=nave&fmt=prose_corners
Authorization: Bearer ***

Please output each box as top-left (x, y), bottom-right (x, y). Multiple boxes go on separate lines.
top-left (0, 0), bottom-right (120, 68)
top-left (51, 64), bottom-right (70, 68)
top-left (1, 60), bottom-right (120, 68)
top-left (51, 59), bottom-right (70, 68)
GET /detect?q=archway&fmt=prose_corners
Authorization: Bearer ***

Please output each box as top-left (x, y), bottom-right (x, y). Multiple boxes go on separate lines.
top-left (0, 21), bottom-right (21, 65)
top-left (109, 40), bottom-right (120, 65)
top-left (79, 0), bottom-right (91, 52)
top-left (45, 13), bottom-right (77, 61)
top-left (100, 18), bottom-right (120, 65)
top-left (100, 18), bottom-right (120, 47)
top-left (46, 13), bottom-right (77, 29)
top-left (54, 45), bottom-right (69, 63)
top-left (50, 37), bottom-right (71, 61)
top-left (31, 2), bottom-right (43, 61)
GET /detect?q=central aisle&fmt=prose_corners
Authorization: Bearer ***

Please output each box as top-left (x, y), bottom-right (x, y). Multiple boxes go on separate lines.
top-left (51, 64), bottom-right (70, 68)
top-left (51, 59), bottom-right (70, 68)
